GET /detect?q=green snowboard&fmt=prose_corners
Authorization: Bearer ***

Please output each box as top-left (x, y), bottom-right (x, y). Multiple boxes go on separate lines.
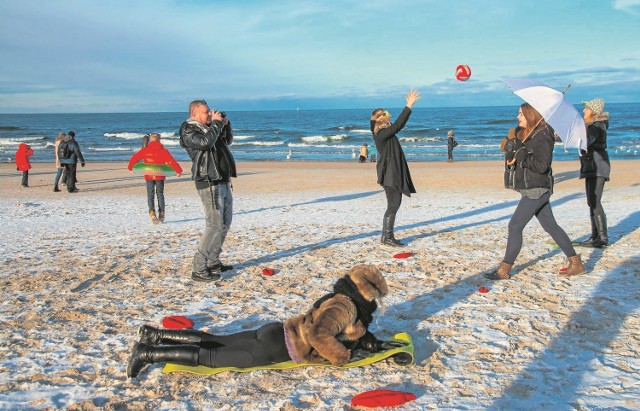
top-left (163, 332), bottom-right (414, 376)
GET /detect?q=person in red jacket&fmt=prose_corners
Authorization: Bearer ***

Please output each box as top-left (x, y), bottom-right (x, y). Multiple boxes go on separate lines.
top-left (15, 143), bottom-right (34, 188)
top-left (128, 133), bottom-right (183, 224)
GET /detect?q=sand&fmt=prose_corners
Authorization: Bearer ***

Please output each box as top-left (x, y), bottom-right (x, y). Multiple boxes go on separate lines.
top-left (0, 160), bottom-right (639, 410)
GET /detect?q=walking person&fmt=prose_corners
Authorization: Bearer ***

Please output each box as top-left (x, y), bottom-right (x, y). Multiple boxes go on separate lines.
top-left (126, 265), bottom-right (402, 378)
top-left (179, 100), bottom-right (236, 282)
top-left (58, 131), bottom-right (85, 193)
top-left (485, 103), bottom-right (585, 280)
top-left (573, 98), bottom-right (610, 248)
top-left (370, 89), bottom-right (420, 247)
top-left (128, 133), bottom-right (183, 224)
top-left (15, 143), bottom-right (33, 188)
top-left (359, 143), bottom-right (368, 163)
top-left (53, 132), bottom-right (65, 192)
top-left (446, 130), bottom-right (458, 162)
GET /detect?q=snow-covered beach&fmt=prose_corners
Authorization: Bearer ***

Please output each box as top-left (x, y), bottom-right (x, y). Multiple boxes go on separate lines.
top-left (1, 161), bottom-right (638, 410)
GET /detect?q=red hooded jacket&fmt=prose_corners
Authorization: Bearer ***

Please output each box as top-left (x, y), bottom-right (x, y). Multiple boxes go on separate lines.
top-left (15, 143), bottom-right (34, 172)
top-left (127, 141), bottom-right (183, 181)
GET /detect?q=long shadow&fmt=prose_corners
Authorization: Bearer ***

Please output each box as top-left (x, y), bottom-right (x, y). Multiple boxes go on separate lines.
top-left (554, 170), bottom-right (579, 184)
top-left (491, 255), bottom-right (640, 410)
top-left (235, 190), bottom-right (382, 216)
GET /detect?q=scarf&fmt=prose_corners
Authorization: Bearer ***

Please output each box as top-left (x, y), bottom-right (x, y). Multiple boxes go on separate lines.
top-left (185, 118), bottom-right (210, 134)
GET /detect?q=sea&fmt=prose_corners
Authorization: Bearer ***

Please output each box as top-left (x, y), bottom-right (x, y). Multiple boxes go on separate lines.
top-left (1, 103), bottom-right (638, 163)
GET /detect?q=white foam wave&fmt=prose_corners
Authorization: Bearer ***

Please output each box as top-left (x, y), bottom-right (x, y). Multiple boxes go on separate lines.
top-left (233, 135), bottom-right (256, 140)
top-left (104, 132), bottom-right (146, 140)
top-left (0, 136), bottom-right (47, 146)
top-left (88, 147), bottom-right (135, 152)
top-left (300, 134), bottom-right (348, 143)
top-left (234, 141), bottom-right (284, 146)
top-left (287, 143), bottom-right (350, 149)
top-left (399, 137), bottom-right (440, 142)
top-left (350, 129), bottom-right (372, 134)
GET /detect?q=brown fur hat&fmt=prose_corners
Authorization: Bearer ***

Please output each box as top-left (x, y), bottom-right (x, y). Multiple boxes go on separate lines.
top-left (346, 265), bottom-right (388, 302)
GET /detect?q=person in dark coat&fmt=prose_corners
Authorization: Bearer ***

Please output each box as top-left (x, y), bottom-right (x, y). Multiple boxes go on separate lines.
top-left (58, 131), bottom-right (85, 193)
top-left (573, 98), bottom-right (610, 248)
top-left (485, 103), bottom-right (585, 280)
top-left (370, 89), bottom-right (420, 247)
top-left (446, 130), bottom-right (457, 162)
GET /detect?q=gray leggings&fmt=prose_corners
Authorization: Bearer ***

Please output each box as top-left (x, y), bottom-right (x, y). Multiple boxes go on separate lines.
top-left (504, 192), bottom-right (576, 264)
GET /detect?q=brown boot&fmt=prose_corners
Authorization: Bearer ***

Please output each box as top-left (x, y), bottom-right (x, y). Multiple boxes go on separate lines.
top-left (484, 261), bottom-right (512, 280)
top-left (158, 211), bottom-right (165, 223)
top-left (149, 210), bottom-right (159, 224)
top-left (560, 255), bottom-right (585, 277)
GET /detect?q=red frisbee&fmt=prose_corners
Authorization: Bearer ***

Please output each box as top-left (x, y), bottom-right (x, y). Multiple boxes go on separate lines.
top-left (162, 315), bottom-right (194, 330)
top-left (262, 268), bottom-right (275, 276)
top-left (478, 287), bottom-right (489, 293)
top-left (351, 389), bottom-right (417, 408)
top-left (393, 252), bottom-right (413, 259)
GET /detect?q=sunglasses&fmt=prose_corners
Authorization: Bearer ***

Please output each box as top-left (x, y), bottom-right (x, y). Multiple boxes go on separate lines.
top-left (196, 99), bottom-right (207, 106)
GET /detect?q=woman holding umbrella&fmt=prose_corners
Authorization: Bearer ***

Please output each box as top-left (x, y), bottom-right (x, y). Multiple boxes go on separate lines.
top-left (573, 98), bottom-right (610, 248)
top-left (485, 102), bottom-right (585, 280)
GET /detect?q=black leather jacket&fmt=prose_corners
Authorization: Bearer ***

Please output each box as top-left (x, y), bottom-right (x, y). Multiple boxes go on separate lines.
top-left (179, 119), bottom-right (236, 183)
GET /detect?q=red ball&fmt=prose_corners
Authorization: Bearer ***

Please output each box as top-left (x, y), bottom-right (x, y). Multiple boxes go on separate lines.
top-left (455, 64), bottom-right (472, 81)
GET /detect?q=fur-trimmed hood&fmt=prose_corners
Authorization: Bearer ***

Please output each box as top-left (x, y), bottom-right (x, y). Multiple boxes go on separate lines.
top-left (589, 112), bottom-right (610, 125)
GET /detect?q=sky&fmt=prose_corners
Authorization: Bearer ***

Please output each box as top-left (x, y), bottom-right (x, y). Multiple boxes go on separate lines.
top-left (0, 0), bottom-right (639, 113)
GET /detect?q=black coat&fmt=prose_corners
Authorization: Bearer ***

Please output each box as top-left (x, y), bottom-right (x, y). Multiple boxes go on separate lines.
top-left (373, 107), bottom-right (416, 196)
top-left (179, 119), bottom-right (236, 183)
top-left (512, 124), bottom-right (555, 191)
top-left (579, 116), bottom-right (610, 180)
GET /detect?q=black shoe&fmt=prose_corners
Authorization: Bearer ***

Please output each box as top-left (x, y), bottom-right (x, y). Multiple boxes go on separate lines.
top-left (191, 269), bottom-right (220, 282)
top-left (209, 262), bottom-right (233, 272)
top-left (381, 236), bottom-right (405, 247)
top-left (54, 186), bottom-right (61, 192)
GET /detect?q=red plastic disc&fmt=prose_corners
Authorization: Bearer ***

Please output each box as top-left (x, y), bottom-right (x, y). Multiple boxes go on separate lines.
top-left (351, 389), bottom-right (417, 408)
top-left (162, 315), bottom-right (194, 330)
top-left (262, 268), bottom-right (275, 276)
top-left (478, 287), bottom-right (489, 293)
top-left (393, 252), bottom-right (413, 259)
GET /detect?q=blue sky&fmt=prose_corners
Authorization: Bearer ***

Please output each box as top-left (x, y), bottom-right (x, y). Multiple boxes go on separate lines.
top-left (1, 0), bottom-right (639, 113)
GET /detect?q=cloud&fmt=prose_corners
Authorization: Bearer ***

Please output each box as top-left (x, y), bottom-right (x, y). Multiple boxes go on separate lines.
top-left (612, 0), bottom-right (640, 14)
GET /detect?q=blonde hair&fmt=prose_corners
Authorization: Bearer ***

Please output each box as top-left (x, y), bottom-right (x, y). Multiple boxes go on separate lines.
top-left (56, 132), bottom-right (65, 141)
top-left (370, 108), bottom-right (390, 135)
top-left (150, 133), bottom-right (161, 142)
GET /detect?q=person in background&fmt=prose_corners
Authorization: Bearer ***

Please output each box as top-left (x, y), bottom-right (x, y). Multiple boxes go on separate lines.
top-left (359, 143), bottom-right (368, 163)
top-left (502, 126), bottom-right (523, 189)
top-left (446, 130), bottom-right (457, 162)
top-left (58, 131), bottom-right (85, 193)
top-left (573, 98), bottom-right (610, 248)
top-left (126, 265), bottom-right (402, 379)
top-left (15, 143), bottom-right (33, 188)
top-left (53, 132), bottom-right (65, 192)
top-left (141, 134), bottom-right (150, 148)
top-left (128, 133), bottom-right (183, 224)
top-left (485, 103), bottom-right (585, 280)
top-left (370, 89), bottom-right (420, 247)
top-left (179, 100), bottom-right (237, 282)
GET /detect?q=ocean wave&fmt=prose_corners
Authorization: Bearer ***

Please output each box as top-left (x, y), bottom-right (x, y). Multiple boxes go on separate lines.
top-left (288, 143), bottom-right (351, 149)
top-left (399, 137), bottom-right (440, 142)
top-left (300, 134), bottom-right (348, 143)
top-left (159, 132), bottom-right (177, 138)
top-left (234, 141), bottom-right (284, 146)
top-left (0, 126), bottom-right (21, 131)
top-left (233, 135), bottom-right (256, 140)
top-left (350, 129), bottom-right (372, 134)
top-left (88, 147), bottom-right (135, 152)
top-left (0, 136), bottom-right (47, 146)
top-left (104, 132), bottom-right (147, 140)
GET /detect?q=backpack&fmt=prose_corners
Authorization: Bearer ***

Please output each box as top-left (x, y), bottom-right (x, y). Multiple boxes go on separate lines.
top-left (452, 139), bottom-right (458, 148)
top-left (58, 141), bottom-right (71, 160)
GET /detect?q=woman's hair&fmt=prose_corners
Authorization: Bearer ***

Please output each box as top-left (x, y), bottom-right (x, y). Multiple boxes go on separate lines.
top-left (370, 108), bottom-right (388, 134)
top-left (56, 132), bottom-right (65, 141)
top-left (520, 103), bottom-right (546, 140)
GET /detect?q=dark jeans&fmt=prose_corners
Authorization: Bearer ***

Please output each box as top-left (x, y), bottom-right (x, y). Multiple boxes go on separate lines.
top-left (146, 180), bottom-right (165, 212)
top-left (383, 186), bottom-right (402, 219)
top-left (504, 191), bottom-right (576, 264)
top-left (197, 322), bottom-right (290, 368)
top-left (448, 148), bottom-right (453, 160)
top-left (585, 177), bottom-right (606, 216)
top-left (64, 163), bottom-right (77, 192)
top-left (21, 171), bottom-right (28, 187)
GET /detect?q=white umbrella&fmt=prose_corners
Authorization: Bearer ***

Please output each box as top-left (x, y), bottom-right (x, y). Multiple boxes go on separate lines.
top-left (502, 78), bottom-right (587, 151)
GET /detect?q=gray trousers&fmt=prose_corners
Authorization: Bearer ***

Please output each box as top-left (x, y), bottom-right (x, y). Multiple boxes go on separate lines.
top-left (504, 191), bottom-right (576, 264)
top-left (193, 182), bottom-right (233, 271)
top-left (146, 180), bottom-right (165, 212)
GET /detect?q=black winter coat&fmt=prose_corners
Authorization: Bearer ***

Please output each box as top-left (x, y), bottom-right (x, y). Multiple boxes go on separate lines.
top-left (179, 119), bottom-right (236, 183)
top-left (511, 124), bottom-right (555, 191)
top-left (373, 107), bottom-right (416, 196)
top-left (579, 114), bottom-right (610, 180)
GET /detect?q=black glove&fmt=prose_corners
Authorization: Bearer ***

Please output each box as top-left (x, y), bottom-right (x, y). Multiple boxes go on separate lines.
top-left (378, 340), bottom-right (409, 350)
top-left (350, 348), bottom-right (371, 362)
top-left (357, 331), bottom-right (382, 352)
top-left (81, 162), bottom-right (85, 167)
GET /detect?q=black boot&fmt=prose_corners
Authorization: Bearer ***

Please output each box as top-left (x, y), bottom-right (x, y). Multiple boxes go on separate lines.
top-left (126, 342), bottom-right (199, 378)
top-left (381, 215), bottom-right (404, 247)
top-left (590, 213), bottom-right (608, 247)
top-left (53, 185), bottom-right (61, 192)
top-left (573, 214), bottom-right (597, 246)
top-left (138, 324), bottom-right (205, 345)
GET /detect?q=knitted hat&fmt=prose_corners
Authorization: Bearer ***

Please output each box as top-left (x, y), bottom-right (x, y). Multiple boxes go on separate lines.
top-left (347, 265), bottom-right (388, 302)
top-left (447, 130), bottom-right (454, 137)
top-left (582, 98), bottom-right (605, 114)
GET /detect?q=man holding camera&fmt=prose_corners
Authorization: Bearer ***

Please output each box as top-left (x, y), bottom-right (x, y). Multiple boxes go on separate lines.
top-left (179, 100), bottom-right (237, 282)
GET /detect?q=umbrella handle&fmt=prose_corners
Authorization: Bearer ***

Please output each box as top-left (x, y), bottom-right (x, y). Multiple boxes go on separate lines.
top-left (521, 118), bottom-right (544, 142)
